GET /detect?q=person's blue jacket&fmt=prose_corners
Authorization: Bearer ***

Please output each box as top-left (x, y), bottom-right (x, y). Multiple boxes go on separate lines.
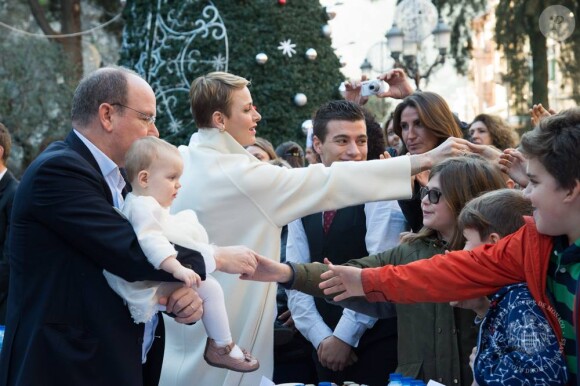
top-left (474, 283), bottom-right (568, 385)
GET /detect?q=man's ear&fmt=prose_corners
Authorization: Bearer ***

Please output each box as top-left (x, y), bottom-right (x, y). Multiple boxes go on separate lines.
top-left (137, 170), bottom-right (149, 188)
top-left (563, 179), bottom-right (580, 203)
top-left (312, 135), bottom-right (323, 155)
top-left (488, 232), bottom-right (501, 245)
top-left (98, 103), bottom-right (115, 133)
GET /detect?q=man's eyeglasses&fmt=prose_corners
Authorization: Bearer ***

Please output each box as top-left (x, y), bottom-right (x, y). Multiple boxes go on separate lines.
top-left (420, 186), bottom-right (443, 205)
top-left (111, 103), bottom-right (156, 125)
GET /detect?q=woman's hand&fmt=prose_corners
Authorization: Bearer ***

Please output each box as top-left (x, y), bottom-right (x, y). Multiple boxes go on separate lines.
top-left (239, 254), bottom-right (294, 283)
top-left (377, 68), bottom-right (414, 99)
top-left (214, 245), bottom-right (259, 275)
top-left (344, 76), bottom-right (369, 105)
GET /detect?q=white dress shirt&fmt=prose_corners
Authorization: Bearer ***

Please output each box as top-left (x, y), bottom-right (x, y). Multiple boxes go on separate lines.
top-left (286, 200), bottom-right (407, 348)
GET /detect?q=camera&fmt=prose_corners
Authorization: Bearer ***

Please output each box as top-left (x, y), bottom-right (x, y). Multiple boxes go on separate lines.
top-left (360, 79), bottom-right (387, 97)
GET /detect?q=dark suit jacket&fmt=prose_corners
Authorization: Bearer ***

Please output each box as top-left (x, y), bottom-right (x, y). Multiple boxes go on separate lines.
top-left (0, 171), bottom-right (18, 324)
top-left (0, 132), bottom-right (205, 386)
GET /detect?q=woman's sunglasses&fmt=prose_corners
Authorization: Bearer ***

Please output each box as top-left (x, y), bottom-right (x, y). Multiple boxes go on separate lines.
top-left (420, 187), bottom-right (443, 204)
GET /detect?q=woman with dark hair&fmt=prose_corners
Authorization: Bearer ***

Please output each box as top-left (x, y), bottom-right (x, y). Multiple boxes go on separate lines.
top-left (392, 91), bottom-right (465, 232)
top-left (468, 114), bottom-right (518, 150)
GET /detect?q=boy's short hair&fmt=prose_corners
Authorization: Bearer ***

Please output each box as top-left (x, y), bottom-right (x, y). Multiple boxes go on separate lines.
top-left (125, 137), bottom-right (179, 182)
top-left (312, 100), bottom-right (365, 143)
top-left (458, 189), bottom-right (533, 239)
top-left (189, 72), bottom-right (250, 128)
top-left (0, 122), bottom-right (12, 163)
top-left (520, 108), bottom-right (580, 190)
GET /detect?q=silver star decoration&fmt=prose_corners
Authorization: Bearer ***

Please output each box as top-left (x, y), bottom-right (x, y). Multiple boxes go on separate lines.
top-left (277, 39), bottom-right (297, 58)
top-left (210, 53), bottom-right (227, 71)
top-left (168, 119), bottom-right (183, 133)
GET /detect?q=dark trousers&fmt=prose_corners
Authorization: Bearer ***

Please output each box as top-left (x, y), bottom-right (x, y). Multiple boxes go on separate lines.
top-left (142, 316), bottom-right (165, 386)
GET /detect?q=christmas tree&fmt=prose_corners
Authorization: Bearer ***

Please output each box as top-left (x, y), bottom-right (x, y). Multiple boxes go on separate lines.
top-left (119, 0), bottom-right (344, 146)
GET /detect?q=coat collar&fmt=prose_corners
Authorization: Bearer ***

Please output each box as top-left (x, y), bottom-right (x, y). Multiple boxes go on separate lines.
top-left (188, 128), bottom-right (258, 162)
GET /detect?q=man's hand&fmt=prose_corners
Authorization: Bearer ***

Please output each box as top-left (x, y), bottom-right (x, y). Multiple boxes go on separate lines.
top-left (319, 258), bottom-right (364, 301)
top-left (239, 254), bottom-right (293, 283)
top-left (214, 245), bottom-right (259, 275)
top-left (317, 336), bottom-right (357, 372)
top-left (159, 286), bottom-right (203, 324)
top-left (278, 309), bottom-right (295, 328)
top-left (377, 68), bottom-right (414, 99)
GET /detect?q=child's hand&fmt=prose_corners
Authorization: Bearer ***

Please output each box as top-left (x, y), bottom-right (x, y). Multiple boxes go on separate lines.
top-left (173, 267), bottom-right (202, 288)
top-left (499, 148), bottom-right (529, 188)
top-left (450, 296), bottom-right (490, 318)
top-left (319, 258), bottom-right (364, 301)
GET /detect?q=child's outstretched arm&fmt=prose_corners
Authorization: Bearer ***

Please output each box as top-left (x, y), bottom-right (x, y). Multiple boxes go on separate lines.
top-left (160, 256), bottom-right (202, 288)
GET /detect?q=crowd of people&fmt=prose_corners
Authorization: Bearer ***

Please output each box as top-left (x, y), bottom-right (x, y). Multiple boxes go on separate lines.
top-left (0, 63), bottom-right (578, 386)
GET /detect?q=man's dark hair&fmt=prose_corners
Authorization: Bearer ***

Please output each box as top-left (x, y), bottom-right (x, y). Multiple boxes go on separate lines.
top-left (71, 66), bottom-right (140, 127)
top-left (520, 107), bottom-right (580, 190)
top-left (312, 100), bottom-right (365, 143)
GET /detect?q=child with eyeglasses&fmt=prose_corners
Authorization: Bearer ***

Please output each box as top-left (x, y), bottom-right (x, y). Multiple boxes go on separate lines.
top-left (103, 137), bottom-right (259, 373)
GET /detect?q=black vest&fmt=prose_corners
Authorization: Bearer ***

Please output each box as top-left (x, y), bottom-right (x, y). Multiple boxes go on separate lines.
top-left (301, 205), bottom-right (396, 343)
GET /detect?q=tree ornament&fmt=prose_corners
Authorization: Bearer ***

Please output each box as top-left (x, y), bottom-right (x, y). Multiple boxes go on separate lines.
top-left (321, 24), bottom-right (332, 38)
top-left (277, 39), bottom-right (297, 57)
top-left (301, 119), bottom-right (313, 134)
top-left (338, 55), bottom-right (347, 67)
top-left (305, 48), bottom-right (317, 61)
top-left (278, 0), bottom-right (286, 5)
top-left (255, 52), bottom-right (268, 65)
top-left (294, 93), bottom-right (307, 107)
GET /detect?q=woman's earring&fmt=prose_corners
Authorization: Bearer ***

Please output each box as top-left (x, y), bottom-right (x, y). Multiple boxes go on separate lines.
top-left (219, 125), bottom-right (226, 133)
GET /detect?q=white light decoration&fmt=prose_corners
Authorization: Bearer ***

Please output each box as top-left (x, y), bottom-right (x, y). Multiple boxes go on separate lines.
top-left (305, 48), bottom-right (317, 61)
top-left (321, 24), bottom-right (332, 38)
top-left (294, 93), bottom-right (307, 107)
top-left (255, 53), bottom-right (268, 65)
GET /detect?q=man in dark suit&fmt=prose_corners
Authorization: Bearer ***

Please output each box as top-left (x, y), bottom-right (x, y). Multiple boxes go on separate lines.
top-left (0, 66), bottom-right (258, 386)
top-left (0, 123), bottom-right (18, 324)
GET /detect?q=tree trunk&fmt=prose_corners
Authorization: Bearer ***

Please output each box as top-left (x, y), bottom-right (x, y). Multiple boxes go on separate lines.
top-left (525, 0), bottom-right (549, 108)
top-left (28, 0), bottom-right (83, 83)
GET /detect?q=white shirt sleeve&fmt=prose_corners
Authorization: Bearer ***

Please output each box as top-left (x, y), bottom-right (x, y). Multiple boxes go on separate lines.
top-left (286, 219), bottom-right (332, 349)
top-left (123, 195), bottom-right (177, 269)
top-left (364, 200), bottom-right (408, 254)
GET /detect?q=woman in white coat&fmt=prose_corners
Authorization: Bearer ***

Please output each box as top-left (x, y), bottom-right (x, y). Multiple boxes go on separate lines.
top-left (160, 72), bottom-right (472, 386)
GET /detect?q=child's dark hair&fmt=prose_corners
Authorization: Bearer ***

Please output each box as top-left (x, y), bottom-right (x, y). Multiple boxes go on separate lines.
top-left (520, 108), bottom-right (580, 190)
top-left (459, 189), bottom-right (533, 240)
